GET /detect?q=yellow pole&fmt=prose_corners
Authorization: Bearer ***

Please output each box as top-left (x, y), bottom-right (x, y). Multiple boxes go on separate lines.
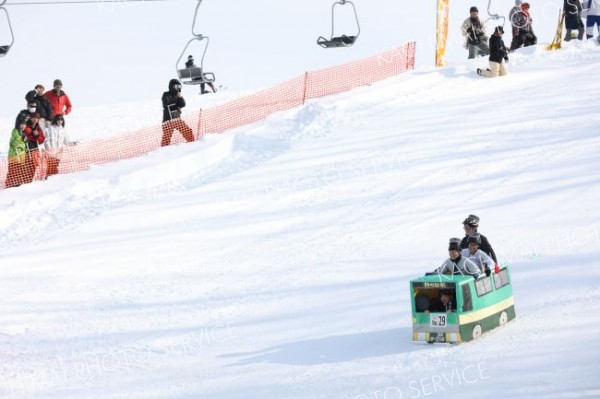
top-left (436, 0), bottom-right (450, 67)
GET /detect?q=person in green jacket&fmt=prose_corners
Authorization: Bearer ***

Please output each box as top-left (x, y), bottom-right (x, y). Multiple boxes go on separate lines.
top-left (5, 123), bottom-right (32, 188)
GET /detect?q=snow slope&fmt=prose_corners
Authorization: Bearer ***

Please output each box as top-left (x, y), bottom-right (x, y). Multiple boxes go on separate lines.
top-left (1, 42), bottom-right (600, 399)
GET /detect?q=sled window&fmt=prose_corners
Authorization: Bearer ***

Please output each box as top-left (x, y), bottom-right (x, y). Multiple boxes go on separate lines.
top-left (462, 284), bottom-right (473, 312)
top-left (414, 288), bottom-right (457, 313)
top-left (415, 293), bottom-right (430, 312)
top-left (493, 269), bottom-right (510, 289)
top-left (475, 276), bottom-right (493, 297)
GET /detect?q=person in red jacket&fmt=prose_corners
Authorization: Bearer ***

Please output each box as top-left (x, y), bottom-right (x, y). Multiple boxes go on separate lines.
top-left (44, 79), bottom-right (72, 117)
top-left (23, 112), bottom-right (46, 182)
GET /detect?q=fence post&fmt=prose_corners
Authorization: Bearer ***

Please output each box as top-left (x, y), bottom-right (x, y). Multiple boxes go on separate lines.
top-left (302, 71), bottom-right (308, 105)
top-left (196, 108), bottom-right (203, 140)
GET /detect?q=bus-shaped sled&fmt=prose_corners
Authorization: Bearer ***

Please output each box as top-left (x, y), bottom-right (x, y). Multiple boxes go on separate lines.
top-left (410, 266), bottom-right (515, 344)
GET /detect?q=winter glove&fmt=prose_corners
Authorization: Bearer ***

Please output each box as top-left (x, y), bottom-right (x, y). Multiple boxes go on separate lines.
top-left (485, 267), bottom-right (491, 277)
top-left (504, 55), bottom-right (509, 62)
top-left (467, 27), bottom-right (473, 34)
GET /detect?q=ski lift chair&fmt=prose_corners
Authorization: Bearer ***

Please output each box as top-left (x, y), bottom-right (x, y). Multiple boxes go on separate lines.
top-left (176, 35), bottom-right (216, 88)
top-left (178, 67), bottom-right (215, 85)
top-left (0, 2), bottom-right (14, 58)
top-left (316, 0), bottom-right (360, 48)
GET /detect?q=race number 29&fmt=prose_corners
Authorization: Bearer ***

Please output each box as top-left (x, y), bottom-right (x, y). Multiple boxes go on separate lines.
top-left (430, 314), bottom-right (447, 327)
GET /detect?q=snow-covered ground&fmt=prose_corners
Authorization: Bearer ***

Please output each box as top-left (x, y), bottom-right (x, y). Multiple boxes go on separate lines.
top-left (1, 42), bottom-right (600, 399)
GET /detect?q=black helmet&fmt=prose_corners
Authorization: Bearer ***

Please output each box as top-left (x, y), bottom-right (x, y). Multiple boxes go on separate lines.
top-left (467, 233), bottom-right (481, 245)
top-left (462, 214), bottom-right (480, 227)
top-left (448, 237), bottom-right (462, 251)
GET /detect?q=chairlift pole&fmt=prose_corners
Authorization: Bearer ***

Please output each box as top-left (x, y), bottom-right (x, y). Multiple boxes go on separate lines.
top-left (0, 0), bottom-right (15, 57)
top-left (176, 0), bottom-right (215, 92)
top-left (317, 0), bottom-right (360, 48)
top-left (486, 0), bottom-right (506, 27)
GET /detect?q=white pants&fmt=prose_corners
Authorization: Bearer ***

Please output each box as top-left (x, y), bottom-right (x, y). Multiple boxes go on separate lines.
top-left (481, 61), bottom-right (508, 78)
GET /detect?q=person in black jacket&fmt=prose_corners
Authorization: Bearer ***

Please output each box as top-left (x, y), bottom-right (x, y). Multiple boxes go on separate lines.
top-left (477, 26), bottom-right (509, 78)
top-left (425, 290), bottom-right (456, 315)
top-left (25, 84), bottom-right (53, 125)
top-left (460, 214), bottom-right (498, 263)
top-left (161, 78), bottom-right (195, 147)
top-left (564, 0), bottom-right (584, 41)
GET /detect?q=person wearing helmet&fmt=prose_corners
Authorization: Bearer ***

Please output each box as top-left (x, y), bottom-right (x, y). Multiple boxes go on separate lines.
top-left (460, 214), bottom-right (497, 263)
top-left (426, 238), bottom-right (480, 279)
top-left (161, 78), bottom-right (195, 147)
top-left (461, 233), bottom-right (494, 276)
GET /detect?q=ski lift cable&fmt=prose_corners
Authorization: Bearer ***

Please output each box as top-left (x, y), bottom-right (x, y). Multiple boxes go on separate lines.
top-left (3, 0), bottom-right (169, 6)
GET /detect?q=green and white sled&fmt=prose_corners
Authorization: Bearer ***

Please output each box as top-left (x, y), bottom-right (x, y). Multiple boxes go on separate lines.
top-left (410, 266), bottom-right (516, 344)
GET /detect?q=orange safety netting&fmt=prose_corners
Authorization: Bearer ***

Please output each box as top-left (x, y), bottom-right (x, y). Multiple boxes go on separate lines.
top-left (1, 42), bottom-right (416, 190)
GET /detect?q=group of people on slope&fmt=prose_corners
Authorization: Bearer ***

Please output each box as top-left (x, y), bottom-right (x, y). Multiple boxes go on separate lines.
top-left (426, 214), bottom-right (498, 281)
top-left (5, 79), bottom-right (76, 188)
top-left (462, 3), bottom-right (534, 79)
top-left (7, 74), bottom-right (198, 186)
top-left (562, 0), bottom-right (600, 41)
top-left (465, 0), bottom-right (600, 79)
top-left (462, 3), bottom-right (537, 61)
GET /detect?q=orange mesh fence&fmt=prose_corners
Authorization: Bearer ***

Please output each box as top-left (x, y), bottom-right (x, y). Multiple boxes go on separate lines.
top-left (1, 42), bottom-right (415, 190)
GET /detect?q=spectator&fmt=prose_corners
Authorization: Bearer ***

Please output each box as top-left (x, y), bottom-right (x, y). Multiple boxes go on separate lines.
top-left (44, 114), bottom-right (76, 178)
top-left (460, 214), bottom-right (498, 263)
top-left (461, 6), bottom-right (490, 59)
top-left (477, 26), bottom-right (509, 78)
top-left (585, 0), bottom-right (600, 40)
top-left (461, 233), bottom-right (494, 275)
top-left (23, 112), bottom-right (46, 183)
top-left (564, 0), bottom-right (585, 41)
top-left (514, 3), bottom-right (537, 47)
top-left (427, 238), bottom-right (481, 279)
top-left (25, 84), bottom-right (53, 125)
top-left (161, 78), bottom-right (194, 147)
top-left (508, 0), bottom-right (523, 50)
top-left (186, 55), bottom-right (217, 94)
top-left (15, 100), bottom-right (36, 129)
top-left (44, 79), bottom-right (72, 117)
top-left (5, 123), bottom-right (29, 188)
